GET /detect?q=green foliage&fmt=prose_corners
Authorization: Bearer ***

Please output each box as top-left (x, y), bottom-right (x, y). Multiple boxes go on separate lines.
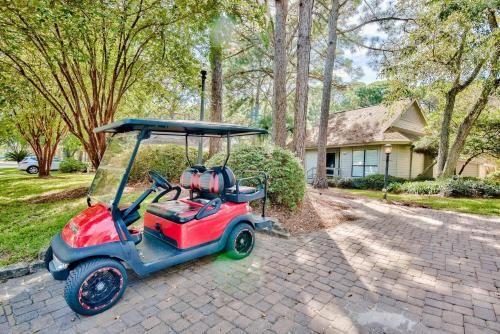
top-left (60, 158), bottom-right (87, 173)
top-left (62, 135), bottom-right (82, 158)
top-left (486, 171), bottom-right (500, 182)
top-left (5, 148), bottom-right (29, 163)
top-left (328, 174), bottom-right (406, 190)
top-left (354, 82), bottom-right (388, 107)
top-left (388, 179), bottom-right (499, 198)
top-left (207, 145), bottom-right (305, 209)
top-left (129, 144), bottom-right (198, 184)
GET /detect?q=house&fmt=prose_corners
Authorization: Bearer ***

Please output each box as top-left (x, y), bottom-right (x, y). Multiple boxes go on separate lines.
top-left (304, 100), bottom-right (492, 181)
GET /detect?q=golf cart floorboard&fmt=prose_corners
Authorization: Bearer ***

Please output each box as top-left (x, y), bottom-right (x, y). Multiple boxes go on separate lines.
top-left (136, 233), bottom-right (181, 264)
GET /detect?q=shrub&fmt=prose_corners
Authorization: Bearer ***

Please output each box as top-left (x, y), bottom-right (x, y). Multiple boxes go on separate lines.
top-left (207, 145), bottom-right (305, 209)
top-left (60, 158), bottom-right (88, 173)
top-left (5, 149), bottom-right (29, 163)
top-left (129, 144), bottom-right (198, 183)
top-left (486, 171), bottom-right (500, 182)
top-left (328, 177), bottom-right (354, 188)
top-left (441, 179), bottom-right (499, 198)
top-left (413, 175), bottom-right (434, 181)
top-left (389, 178), bottom-right (499, 198)
top-left (354, 174), bottom-right (406, 190)
top-left (328, 174), bottom-right (406, 190)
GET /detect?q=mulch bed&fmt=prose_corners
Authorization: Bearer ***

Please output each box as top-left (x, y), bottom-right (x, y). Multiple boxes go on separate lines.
top-left (28, 187), bottom-right (88, 204)
top-left (263, 188), bottom-right (359, 235)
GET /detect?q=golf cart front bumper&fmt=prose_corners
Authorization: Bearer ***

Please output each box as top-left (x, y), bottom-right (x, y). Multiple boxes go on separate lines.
top-left (48, 254), bottom-right (70, 280)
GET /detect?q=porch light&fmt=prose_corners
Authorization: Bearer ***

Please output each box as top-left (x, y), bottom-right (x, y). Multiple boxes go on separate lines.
top-left (384, 144), bottom-right (393, 154)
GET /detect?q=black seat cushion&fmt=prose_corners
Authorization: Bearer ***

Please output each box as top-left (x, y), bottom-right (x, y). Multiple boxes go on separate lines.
top-left (146, 201), bottom-right (200, 223)
top-left (226, 185), bottom-right (256, 194)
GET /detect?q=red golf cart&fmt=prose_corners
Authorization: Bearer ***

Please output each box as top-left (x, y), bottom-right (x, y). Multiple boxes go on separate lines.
top-left (46, 119), bottom-right (272, 315)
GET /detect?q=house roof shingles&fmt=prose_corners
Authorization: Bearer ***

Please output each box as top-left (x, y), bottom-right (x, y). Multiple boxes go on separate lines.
top-left (305, 100), bottom-right (418, 148)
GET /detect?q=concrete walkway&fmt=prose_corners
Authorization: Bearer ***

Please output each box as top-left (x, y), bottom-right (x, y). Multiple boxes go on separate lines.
top-left (0, 194), bottom-right (499, 333)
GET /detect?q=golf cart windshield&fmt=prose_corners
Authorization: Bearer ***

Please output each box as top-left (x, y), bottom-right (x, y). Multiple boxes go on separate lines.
top-left (88, 131), bottom-right (139, 206)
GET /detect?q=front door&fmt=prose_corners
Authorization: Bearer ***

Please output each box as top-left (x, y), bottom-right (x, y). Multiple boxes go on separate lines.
top-left (326, 153), bottom-right (335, 176)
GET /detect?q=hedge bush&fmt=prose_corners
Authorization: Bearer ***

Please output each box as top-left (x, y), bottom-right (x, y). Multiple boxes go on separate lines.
top-left (328, 174), bottom-right (406, 190)
top-left (388, 178), bottom-right (499, 198)
top-left (486, 171), bottom-right (500, 182)
top-left (60, 158), bottom-right (87, 173)
top-left (129, 144), bottom-right (198, 183)
top-left (207, 145), bottom-right (305, 209)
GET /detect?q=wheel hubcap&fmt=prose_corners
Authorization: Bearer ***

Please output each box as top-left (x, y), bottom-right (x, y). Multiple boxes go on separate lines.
top-left (235, 230), bottom-right (253, 254)
top-left (78, 267), bottom-right (123, 310)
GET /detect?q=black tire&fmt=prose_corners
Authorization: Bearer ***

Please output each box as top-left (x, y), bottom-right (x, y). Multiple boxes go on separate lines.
top-left (26, 166), bottom-right (38, 174)
top-left (225, 223), bottom-right (255, 259)
top-left (64, 258), bottom-right (127, 316)
top-left (44, 246), bottom-right (53, 271)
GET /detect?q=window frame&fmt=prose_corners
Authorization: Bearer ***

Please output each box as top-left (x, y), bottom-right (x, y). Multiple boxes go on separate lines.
top-left (351, 148), bottom-right (379, 177)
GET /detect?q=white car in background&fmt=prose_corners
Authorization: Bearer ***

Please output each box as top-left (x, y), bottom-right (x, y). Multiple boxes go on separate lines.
top-left (18, 156), bottom-right (61, 174)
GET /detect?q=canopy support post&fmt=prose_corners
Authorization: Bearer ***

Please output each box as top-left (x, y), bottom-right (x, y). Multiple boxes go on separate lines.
top-left (223, 133), bottom-right (230, 167)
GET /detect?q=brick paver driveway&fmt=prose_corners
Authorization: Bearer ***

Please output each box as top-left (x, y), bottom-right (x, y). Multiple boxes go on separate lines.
top-left (1, 193), bottom-right (499, 334)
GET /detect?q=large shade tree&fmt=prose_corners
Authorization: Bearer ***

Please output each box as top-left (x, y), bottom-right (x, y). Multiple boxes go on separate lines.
top-left (0, 67), bottom-right (66, 177)
top-left (381, 0), bottom-right (499, 177)
top-left (0, 0), bottom-right (208, 168)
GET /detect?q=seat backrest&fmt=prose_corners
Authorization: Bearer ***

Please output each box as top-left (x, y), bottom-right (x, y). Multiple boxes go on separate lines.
top-left (219, 166), bottom-right (236, 188)
top-left (180, 167), bottom-right (202, 190)
top-left (199, 169), bottom-right (225, 194)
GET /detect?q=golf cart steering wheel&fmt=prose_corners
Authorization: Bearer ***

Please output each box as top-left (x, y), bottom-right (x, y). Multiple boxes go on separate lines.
top-left (148, 170), bottom-right (172, 190)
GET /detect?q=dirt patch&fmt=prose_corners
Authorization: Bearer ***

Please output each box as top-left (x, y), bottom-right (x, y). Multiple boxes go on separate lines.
top-left (264, 188), bottom-right (358, 235)
top-left (28, 187), bottom-right (88, 204)
top-left (388, 200), bottom-right (431, 209)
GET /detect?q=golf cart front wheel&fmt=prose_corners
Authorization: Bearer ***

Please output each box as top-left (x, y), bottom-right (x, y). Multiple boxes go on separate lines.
top-left (64, 258), bottom-right (127, 316)
top-left (226, 223), bottom-right (255, 259)
top-left (27, 166), bottom-right (38, 174)
top-left (44, 246), bottom-right (53, 271)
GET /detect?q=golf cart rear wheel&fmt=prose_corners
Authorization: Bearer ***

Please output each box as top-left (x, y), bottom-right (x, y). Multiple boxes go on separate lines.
top-left (27, 166), bottom-right (38, 174)
top-left (64, 258), bottom-right (127, 316)
top-left (226, 223), bottom-right (255, 259)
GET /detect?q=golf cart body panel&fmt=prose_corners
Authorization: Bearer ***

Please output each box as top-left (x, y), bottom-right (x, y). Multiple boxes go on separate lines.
top-left (143, 200), bottom-right (250, 249)
top-left (47, 118), bottom-right (272, 315)
top-left (61, 204), bottom-right (120, 248)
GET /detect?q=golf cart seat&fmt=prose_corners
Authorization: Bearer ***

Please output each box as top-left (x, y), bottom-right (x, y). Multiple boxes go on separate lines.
top-left (219, 167), bottom-right (266, 203)
top-left (147, 201), bottom-right (201, 223)
top-left (145, 167), bottom-right (223, 223)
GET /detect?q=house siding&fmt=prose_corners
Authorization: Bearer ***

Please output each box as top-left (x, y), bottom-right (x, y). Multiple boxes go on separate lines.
top-left (307, 144), bottom-right (416, 179)
top-left (391, 104), bottom-right (426, 134)
top-left (411, 151), bottom-right (425, 178)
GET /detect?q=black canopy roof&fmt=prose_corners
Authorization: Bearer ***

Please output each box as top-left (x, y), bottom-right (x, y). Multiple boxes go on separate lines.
top-left (94, 119), bottom-right (267, 137)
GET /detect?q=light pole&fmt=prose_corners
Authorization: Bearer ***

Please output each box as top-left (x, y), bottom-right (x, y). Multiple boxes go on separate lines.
top-left (197, 70), bottom-right (207, 165)
top-left (383, 144), bottom-right (392, 200)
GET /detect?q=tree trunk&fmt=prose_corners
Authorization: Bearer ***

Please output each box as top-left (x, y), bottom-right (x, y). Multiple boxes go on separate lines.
top-left (313, 0), bottom-right (339, 189)
top-left (272, 0), bottom-right (288, 148)
top-left (442, 78), bottom-right (499, 177)
top-left (208, 41), bottom-right (223, 158)
top-left (436, 89), bottom-right (458, 176)
top-left (292, 0), bottom-right (314, 164)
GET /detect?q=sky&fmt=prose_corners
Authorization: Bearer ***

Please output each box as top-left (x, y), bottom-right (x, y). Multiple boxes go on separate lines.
top-left (353, 49), bottom-right (380, 83)
top-left (342, 4), bottom-right (390, 84)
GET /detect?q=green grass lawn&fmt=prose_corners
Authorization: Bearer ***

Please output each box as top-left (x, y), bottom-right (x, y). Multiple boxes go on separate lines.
top-left (0, 168), bottom-right (93, 266)
top-left (333, 188), bottom-right (500, 216)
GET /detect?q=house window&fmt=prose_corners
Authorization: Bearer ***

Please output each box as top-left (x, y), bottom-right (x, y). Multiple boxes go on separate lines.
top-left (352, 149), bottom-right (378, 177)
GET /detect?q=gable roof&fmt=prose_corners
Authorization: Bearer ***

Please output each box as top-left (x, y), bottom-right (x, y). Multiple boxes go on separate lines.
top-left (305, 100), bottom-right (425, 148)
